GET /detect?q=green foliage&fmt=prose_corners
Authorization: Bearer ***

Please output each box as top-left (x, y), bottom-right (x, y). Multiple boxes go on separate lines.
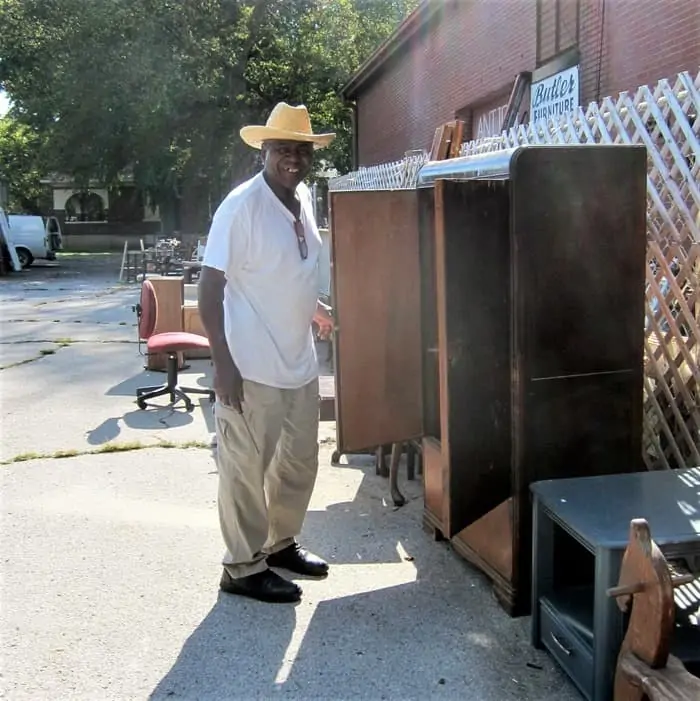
top-left (0, 117), bottom-right (49, 213)
top-left (0, 0), bottom-right (418, 219)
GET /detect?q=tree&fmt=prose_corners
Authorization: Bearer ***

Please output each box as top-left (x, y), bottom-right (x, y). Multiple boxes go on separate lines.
top-left (0, 117), bottom-right (50, 213)
top-left (0, 0), bottom-right (418, 227)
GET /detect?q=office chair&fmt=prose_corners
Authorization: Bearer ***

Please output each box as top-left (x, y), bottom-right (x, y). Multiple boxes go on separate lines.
top-left (134, 279), bottom-right (214, 411)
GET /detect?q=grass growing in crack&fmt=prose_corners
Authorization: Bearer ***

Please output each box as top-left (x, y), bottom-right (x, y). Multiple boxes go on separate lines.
top-left (94, 441), bottom-right (149, 454)
top-left (0, 440), bottom-right (212, 465)
top-left (178, 440), bottom-right (210, 449)
top-left (0, 358), bottom-right (35, 370)
top-left (53, 449), bottom-right (79, 458)
top-left (0, 339), bottom-right (75, 370)
top-left (10, 452), bottom-right (43, 463)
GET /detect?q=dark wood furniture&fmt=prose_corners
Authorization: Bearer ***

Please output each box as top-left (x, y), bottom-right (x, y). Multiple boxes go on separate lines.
top-left (182, 261), bottom-right (202, 284)
top-left (610, 518), bottom-right (700, 701)
top-left (329, 145), bottom-right (648, 615)
top-left (530, 470), bottom-right (700, 701)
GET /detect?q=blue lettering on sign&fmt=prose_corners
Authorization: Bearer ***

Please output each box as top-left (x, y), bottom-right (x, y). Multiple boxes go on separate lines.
top-left (531, 68), bottom-right (579, 122)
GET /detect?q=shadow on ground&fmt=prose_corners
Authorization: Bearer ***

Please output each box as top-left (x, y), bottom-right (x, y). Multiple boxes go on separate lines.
top-left (86, 409), bottom-right (196, 444)
top-left (87, 364), bottom-right (216, 445)
top-left (149, 463), bottom-right (567, 701)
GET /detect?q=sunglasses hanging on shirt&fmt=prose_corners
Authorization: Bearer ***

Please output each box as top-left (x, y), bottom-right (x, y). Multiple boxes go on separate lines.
top-left (293, 218), bottom-right (308, 260)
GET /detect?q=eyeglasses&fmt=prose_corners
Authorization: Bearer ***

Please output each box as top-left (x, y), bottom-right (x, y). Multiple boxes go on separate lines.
top-left (294, 218), bottom-right (308, 260)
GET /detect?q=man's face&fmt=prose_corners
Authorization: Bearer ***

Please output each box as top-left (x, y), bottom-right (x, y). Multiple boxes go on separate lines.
top-left (262, 139), bottom-right (314, 191)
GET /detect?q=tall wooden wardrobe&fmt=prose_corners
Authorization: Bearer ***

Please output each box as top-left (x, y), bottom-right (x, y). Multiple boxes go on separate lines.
top-left (328, 145), bottom-right (648, 615)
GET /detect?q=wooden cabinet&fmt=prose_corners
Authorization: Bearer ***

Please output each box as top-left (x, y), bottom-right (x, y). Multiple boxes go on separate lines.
top-left (329, 145), bottom-right (648, 616)
top-left (182, 304), bottom-right (210, 359)
top-left (330, 190), bottom-right (423, 452)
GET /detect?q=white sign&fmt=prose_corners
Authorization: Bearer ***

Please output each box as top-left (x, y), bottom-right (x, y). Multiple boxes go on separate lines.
top-left (530, 65), bottom-right (579, 123)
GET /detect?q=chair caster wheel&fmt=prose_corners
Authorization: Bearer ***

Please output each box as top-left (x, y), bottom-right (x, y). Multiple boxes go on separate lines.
top-left (331, 450), bottom-right (341, 464)
top-left (208, 393), bottom-right (215, 403)
top-left (185, 402), bottom-right (195, 412)
top-left (137, 399), bottom-right (147, 410)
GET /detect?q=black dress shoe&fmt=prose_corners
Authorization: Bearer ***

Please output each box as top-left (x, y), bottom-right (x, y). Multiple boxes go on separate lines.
top-left (267, 543), bottom-right (329, 578)
top-left (219, 568), bottom-right (301, 603)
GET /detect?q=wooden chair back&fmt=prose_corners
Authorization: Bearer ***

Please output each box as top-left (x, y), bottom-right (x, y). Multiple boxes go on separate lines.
top-left (608, 518), bottom-right (700, 701)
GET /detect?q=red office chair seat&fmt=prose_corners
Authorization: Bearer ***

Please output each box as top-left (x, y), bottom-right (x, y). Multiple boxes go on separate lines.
top-left (146, 331), bottom-right (210, 354)
top-left (135, 280), bottom-right (215, 411)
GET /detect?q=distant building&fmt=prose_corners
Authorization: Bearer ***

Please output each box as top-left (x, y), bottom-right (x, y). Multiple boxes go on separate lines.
top-left (40, 174), bottom-right (161, 251)
top-left (343, 0), bottom-right (700, 166)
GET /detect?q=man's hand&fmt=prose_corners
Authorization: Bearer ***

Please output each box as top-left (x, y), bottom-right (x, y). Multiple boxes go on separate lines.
top-left (213, 355), bottom-right (244, 413)
top-left (198, 266), bottom-right (245, 412)
top-left (313, 302), bottom-right (333, 340)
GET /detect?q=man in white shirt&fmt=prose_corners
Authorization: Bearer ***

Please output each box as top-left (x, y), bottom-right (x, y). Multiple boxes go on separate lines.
top-left (198, 103), bottom-right (335, 603)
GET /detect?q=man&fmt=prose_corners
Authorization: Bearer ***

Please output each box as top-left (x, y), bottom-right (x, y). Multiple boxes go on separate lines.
top-left (198, 103), bottom-right (335, 604)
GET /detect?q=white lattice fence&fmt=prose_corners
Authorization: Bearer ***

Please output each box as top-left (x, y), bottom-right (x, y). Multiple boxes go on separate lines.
top-left (329, 70), bottom-right (700, 470)
top-left (329, 150), bottom-right (429, 191)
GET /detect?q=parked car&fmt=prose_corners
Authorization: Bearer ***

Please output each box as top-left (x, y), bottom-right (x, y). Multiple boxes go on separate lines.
top-left (6, 214), bottom-right (63, 268)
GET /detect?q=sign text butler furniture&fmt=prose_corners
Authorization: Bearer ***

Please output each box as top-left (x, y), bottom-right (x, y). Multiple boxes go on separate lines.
top-left (329, 144), bottom-right (648, 615)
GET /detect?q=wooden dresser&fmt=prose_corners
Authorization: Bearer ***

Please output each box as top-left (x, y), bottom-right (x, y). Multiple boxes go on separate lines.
top-left (182, 303), bottom-right (210, 359)
top-left (329, 145), bottom-right (648, 616)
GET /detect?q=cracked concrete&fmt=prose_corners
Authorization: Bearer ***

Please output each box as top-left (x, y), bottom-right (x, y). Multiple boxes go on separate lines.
top-left (0, 340), bottom-right (219, 461)
top-left (0, 255), bottom-right (581, 700)
top-left (0, 341), bottom-right (66, 369)
top-left (0, 257), bottom-right (219, 460)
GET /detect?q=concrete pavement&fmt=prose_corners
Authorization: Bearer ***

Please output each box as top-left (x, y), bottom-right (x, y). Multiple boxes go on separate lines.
top-left (0, 255), bottom-right (581, 700)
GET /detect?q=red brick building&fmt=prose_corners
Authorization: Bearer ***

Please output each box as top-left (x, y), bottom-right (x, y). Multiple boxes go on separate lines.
top-left (343, 0), bottom-right (700, 166)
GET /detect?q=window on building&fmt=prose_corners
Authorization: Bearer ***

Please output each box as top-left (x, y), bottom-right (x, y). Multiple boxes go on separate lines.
top-left (64, 192), bottom-right (107, 222)
top-left (536, 0), bottom-right (580, 67)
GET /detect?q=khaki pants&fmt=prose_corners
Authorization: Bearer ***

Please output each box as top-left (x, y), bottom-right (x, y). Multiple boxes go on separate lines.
top-left (215, 378), bottom-right (319, 579)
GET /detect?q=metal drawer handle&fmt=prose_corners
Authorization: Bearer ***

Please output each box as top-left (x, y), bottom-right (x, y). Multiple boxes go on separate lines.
top-left (550, 632), bottom-right (572, 657)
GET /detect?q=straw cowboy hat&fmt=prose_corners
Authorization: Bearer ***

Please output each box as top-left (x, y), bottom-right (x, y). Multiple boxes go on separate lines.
top-left (240, 102), bottom-right (336, 150)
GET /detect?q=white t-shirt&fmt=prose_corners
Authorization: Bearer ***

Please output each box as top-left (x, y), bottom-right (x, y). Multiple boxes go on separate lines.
top-left (202, 172), bottom-right (321, 389)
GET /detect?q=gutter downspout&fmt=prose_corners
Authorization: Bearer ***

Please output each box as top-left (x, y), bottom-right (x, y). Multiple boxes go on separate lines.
top-left (349, 100), bottom-right (359, 171)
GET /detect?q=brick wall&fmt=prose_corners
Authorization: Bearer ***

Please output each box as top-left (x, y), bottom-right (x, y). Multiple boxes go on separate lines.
top-left (580, 0), bottom-right (700, 103)
top-left (353, 0), bottom-right (700, 166)
top-left (357, 0), bottom-right (537, 165)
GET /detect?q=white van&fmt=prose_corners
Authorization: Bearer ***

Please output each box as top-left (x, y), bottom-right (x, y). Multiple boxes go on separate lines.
top-left (7, 214), bottom-right (63, 268)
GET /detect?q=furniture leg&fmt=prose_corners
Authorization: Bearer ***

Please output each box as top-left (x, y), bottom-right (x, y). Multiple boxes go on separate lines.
top-left (593, 547), bottom-right (625, 701)
top-left (531, 499), bottom-right (555, 649)
top-left (137, 386), bottom-right (174, 404)
top-left (179, 385), bottom-right (216, 400)
top-left (389, 441), bottom-right (406, 507)
top-left (406, 442), bottom-right (416, 481)
top-left (375, 444), bottom-right (390, 477)
top-left (137, 352), bottom-right (214, 412)
top-left (136, 384), bottom-right (167, 395)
